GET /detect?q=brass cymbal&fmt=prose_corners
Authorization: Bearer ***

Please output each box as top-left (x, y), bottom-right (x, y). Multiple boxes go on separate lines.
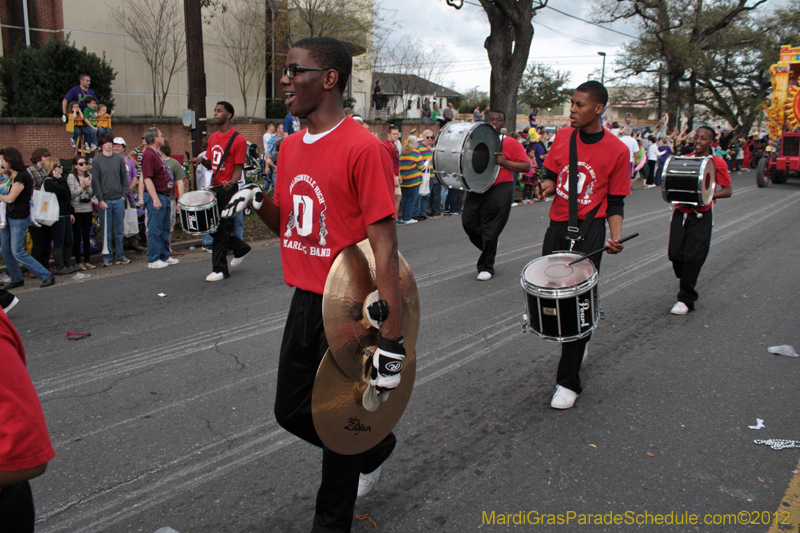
top-left (322, 239), bottom-right (420, 383)
top-left (312, 348), bottom-right (416, 455)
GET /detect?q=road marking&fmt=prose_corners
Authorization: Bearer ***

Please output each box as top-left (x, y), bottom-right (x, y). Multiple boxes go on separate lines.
top-left (769, 457), bottom-right (800, 533)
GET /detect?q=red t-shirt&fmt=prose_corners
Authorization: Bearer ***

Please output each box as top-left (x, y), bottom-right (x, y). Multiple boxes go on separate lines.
top-left (208, 128), bottom-right (248, 186)
top-left (274, 117), bottom-right (396, 294)
top-left (0, 311), bottom-right (55, 474)
top-left (677, 153), bottom-right (731, 213)
top-left (496, 136), bottom-right (530, 185)
top-left (383, 139), bottom-right (400, 176)
top-left (543, 128), bottom-right (631, 221)
top-left (141, 147), bottom-right (172, 194)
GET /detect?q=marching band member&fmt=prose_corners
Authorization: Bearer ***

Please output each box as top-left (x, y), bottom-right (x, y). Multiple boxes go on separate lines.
top-left (536, 81), bottom-right (631, 409)
top-left (667, 126), bottom-right (732, 315)
top-left (221, 37), bottom-right (403, 532)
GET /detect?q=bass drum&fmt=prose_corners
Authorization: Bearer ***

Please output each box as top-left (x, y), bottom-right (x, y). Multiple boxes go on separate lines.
top-left (661, 155), bottom-right (716, 206)
top-left (432, 121), bottom-right (500, 193)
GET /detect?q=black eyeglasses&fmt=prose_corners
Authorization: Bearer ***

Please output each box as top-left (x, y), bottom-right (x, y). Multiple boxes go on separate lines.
top-left (77, 161), bottom-right (87, 165)
top-left (425, 136), bottom-right (434, 139)
top-left (282, 64), bottom-right (332, 79)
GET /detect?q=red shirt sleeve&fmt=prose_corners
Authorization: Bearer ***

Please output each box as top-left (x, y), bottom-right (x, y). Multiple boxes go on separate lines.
top-left (354, 143), bottom-right (396, 226)
top-left (232, 135), bottom-right (247, 166)
top-left (713, 155), bottom-right (732, 187)
top-left (608, 144), bottom-right (633, 196)
top-left (0, 313), bottom-right (55, 471)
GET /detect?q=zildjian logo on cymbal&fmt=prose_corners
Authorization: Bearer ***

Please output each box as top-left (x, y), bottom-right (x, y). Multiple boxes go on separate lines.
top-left (344, 417), bottom-right (371, 435)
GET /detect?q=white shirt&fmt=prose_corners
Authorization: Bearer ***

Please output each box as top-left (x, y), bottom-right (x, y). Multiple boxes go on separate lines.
top-left (262, 132), bottom-right (274, 155)
top-left (196, 150), bottom-right (213, 189)
top-left (647, 143), bottom-right (664, 161)
top-left (620, 135), bottom-right (639, 163)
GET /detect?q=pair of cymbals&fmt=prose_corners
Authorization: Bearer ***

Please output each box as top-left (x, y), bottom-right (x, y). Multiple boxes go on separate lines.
top-left (313, 240), bottom-right (420, 455)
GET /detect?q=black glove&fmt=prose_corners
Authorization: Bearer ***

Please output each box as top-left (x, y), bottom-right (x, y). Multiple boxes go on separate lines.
top-left (362, 336), bottom-right (405, 412)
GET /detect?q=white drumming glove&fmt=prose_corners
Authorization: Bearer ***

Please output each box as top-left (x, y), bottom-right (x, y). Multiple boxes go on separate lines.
top-left (220, 183), bottom-right (264, 218)
top-left (61, 114), bottom-right (67, 123)
top-left (362, 336), bottom-right (405, 412)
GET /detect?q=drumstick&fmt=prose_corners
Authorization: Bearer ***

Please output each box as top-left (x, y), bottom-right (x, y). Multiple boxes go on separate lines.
top-left (566, 233), bottom-right (639, 266)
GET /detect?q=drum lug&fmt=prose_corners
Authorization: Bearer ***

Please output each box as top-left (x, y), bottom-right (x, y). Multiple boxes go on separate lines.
top-left (598, 302), bottom-right (605, 320)
top-left (520, 314), bottom-right (530, 333)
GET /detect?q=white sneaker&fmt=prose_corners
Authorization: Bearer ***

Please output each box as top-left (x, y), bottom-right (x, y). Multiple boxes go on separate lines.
top-left (670, 301), bottom-right (690, 315)
top-left (357, 466), bottom-right (381, 499)
top-left (551, 385), bottom-right (578, 409)
top-left (206, 271), bottom-right (226, 282)
top-left (230, 250), bottom-right (250, 268)
top-left (165, 257), bottom-right (180, 265)
top-left (148, 260), bottom-right (169, 269)
top-left (405, 218), bottom-right (418, 224)
top-left (643, 184), bottom-right (657, 189)
top-left (477, 271), bottom-right (493, 281)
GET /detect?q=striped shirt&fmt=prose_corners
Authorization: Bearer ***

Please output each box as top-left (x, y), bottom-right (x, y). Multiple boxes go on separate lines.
top-left (399, 150), bottom-right (424, 187)
top-left (417, 144), bottom-right (434, 173)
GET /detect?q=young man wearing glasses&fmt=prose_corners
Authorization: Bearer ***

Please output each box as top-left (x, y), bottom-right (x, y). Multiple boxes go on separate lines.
top-left (223, 37), bottom-right (403, 532)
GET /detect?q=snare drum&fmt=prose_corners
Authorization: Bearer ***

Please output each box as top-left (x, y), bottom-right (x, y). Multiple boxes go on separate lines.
top-left (432, 121), bottom-right (500, 193)
top-left (520, 252), bottom-right (599, 342)
top-left (661, 155), bottom-right (716, 206)
top-left (178, 190), bottom-right (220, 235)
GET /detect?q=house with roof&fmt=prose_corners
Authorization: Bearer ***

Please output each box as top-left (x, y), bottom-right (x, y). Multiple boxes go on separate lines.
top-left (371, 72), bottom-right (461, 119)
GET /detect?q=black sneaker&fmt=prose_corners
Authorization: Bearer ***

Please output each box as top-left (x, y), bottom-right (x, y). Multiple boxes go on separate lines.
top-left (2, 279), bottom-right (24, 290)
top-left (0, 291), bottom-right (18, 313)
top-left (40, 275), bottom-right (55, 288)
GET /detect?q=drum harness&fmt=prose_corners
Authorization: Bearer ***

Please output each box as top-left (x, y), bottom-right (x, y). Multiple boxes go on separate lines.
top-left (567, 128), bottom-right (602, 252)
top-left (208, 131), bottom-right (240, 193)
top-left (566, 128), bottom-right (605, 319)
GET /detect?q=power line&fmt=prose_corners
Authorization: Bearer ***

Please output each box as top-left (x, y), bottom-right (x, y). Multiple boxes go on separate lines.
top-left (543, 5), bottom-right (641, 40)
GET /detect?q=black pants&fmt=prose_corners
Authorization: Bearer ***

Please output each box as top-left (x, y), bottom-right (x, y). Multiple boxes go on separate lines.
top-left (542, 219), bottom-right (607, 394)
top-left (72, 212), bottom-right (93, 263)
top-left (646, 160), bottom-right (657, 185)
top-left (0, 481), bottom-right (35, 533)
top-left (668, 208), bottom-right (712, 309)
top-left (28, 225), bottom-right (52, 270)
top-left (274, 290), bottom-right (396, 532)
top-left (51, 216), bottom-right (74, 250)
top-left (211, 185), bottom-right (250, 275)
top-left (461, 181), bottom-right (514, 274)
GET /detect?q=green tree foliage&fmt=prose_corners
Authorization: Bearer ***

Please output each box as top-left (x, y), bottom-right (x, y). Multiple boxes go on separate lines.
top-left (518, 63), bottom-right (572, 112)
top-left (0, 36), bottom-right (116, 118)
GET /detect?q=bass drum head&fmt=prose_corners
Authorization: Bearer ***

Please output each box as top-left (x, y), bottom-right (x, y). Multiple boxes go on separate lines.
top-left (432, 122), bottom-right (500, 193)
top-left (699, 156), bottom-right (716, 206)
top-left (521, 253), bottom-right (597, 296)
top-left (179, 190), bottom-right (216, 208)
top-left (462, 123), bottom-right (501, 193)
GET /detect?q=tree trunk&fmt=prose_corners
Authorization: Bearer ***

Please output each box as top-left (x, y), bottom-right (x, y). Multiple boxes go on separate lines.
top-left (184, 0), bottom-right (207, 159)
top-left (665, 68), bottom-right (682, 135)
top-left (686, 69), bottom-right (697, 131)
top-left (481, 0), bottom-right (535, 130)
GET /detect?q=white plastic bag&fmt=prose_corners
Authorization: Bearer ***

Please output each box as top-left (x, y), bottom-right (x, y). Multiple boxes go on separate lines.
top-left (32, 189), bottom-right (59, 226)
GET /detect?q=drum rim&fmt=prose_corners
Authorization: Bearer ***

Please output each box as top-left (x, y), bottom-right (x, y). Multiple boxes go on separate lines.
top-left (178, 190), bottom-right (217, 209)
top-left (519, 253), bottom-right (598, 299)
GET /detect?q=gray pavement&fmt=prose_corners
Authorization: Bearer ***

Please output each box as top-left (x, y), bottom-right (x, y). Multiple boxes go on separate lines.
top-left (11, 168), bottom-right (800, 533)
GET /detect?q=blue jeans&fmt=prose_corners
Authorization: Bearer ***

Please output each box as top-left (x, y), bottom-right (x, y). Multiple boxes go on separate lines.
top-left (72, 126), bottom-right (97, 146)
top-left (428, 177), bottom-right (442, 215)
top-left (144, 193), bottom-right (171, 263)
top-left (233, 210), bottom-right (244, 240)
top-left (414, 194), bottom-right (428, 217)
top-left (202, 232), bottom-right (213, 247)
top-left (444, 188), bottom-right (459, 213)
top-left (654, 161), bottom-right (666, 186)
top-left (400, 186), bottom-right (419, 221)
top-left (99, 198), bottom-right (126, 261)
top-left (97, 127), bottom-right (113, 137)
top-left (1, 218), bottom-right (51, 282)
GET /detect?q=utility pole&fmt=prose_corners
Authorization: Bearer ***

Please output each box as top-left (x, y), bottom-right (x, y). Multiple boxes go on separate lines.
top-left (597, 51), bottom-right (606, 85)
top-left (184, 0), bottom-right (207, 159)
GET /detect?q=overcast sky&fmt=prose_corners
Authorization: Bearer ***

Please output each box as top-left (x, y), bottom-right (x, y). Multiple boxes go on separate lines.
top-left (381, 0), bottom-right (786, 95)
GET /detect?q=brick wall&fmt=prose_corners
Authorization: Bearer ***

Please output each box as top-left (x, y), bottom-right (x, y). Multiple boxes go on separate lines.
top-left (1, 0), bottom-right (63, 55)
top-left (0, 118), bottom-right (443, 163)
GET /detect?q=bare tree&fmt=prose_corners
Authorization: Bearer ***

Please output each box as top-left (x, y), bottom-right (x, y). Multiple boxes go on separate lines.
top-left (445, 0), bottom-right (548, 119)
top-left (374, 43), bottom-right (451, 117)
top-left (111, 0), bottom-right (187, 117)
top-left (213, 1), bottom-right (271, 118)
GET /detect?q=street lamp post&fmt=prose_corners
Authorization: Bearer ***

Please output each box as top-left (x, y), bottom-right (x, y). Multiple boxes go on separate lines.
top-left (597, 52), bottom-right (606, 85)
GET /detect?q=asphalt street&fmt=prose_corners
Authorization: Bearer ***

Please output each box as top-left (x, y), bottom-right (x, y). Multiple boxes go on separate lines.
top-left (11, 168), bottom-right (800, 533)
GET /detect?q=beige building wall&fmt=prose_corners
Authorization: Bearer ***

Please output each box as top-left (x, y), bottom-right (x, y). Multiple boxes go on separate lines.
top-left (61, 0), bottom-right (373, 119)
